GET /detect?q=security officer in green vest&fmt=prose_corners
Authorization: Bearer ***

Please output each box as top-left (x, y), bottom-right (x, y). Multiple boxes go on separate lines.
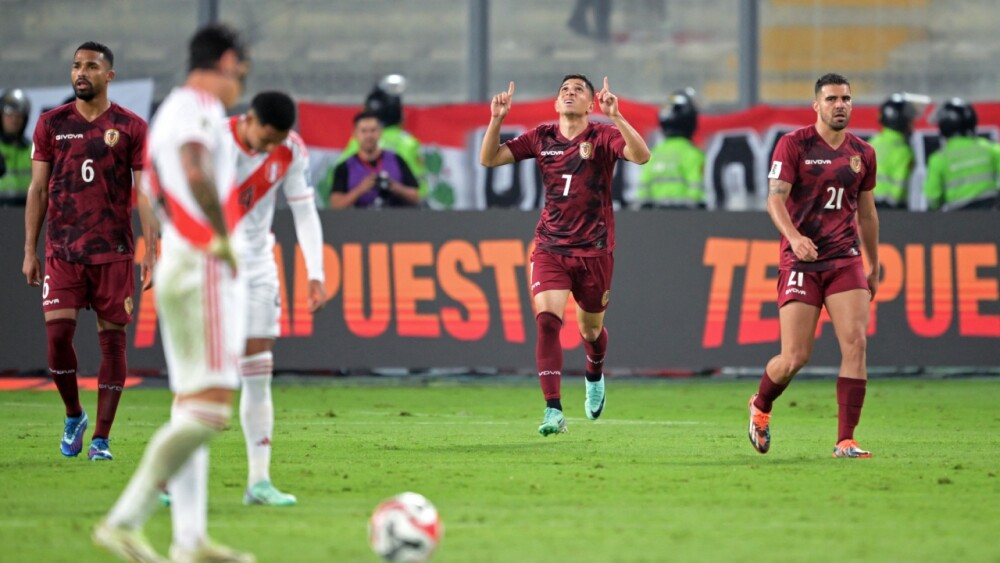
top-left (0, 88), bottom-right (33, 205)
top-left (320, 74), bottom-right (427, 205)
top-left (924, 98), bottom-right (1000, 211)
top-left (636, 88), bottom-right (706, 209)
top-left (869, 93), bottom-right (917, 209)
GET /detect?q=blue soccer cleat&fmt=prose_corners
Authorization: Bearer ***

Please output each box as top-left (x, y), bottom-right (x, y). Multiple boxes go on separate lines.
top-left (585, 374), bottom-right (606, 420)
top-left (538, 407), bottom-right (567, 436)
top-left (88, 438), bottom-right (113, 461)
top-left (61, 411), bottom-right (88, 457)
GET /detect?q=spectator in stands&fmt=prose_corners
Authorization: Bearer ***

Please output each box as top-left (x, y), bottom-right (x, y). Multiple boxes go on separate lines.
top-left (321, 74), bottom-right (426, 203)
top-left (1, 88), bottom-right (33, 205)
top-left (635, 87), bottom-right (705, 209)
top-left (328, 110), bottom-right (421, 209)
top-left (924, 98), bottom-right (1000, 211)
top-left (869, 93), bottom-right (918, 210)
top-left (567, 0), bottom-right (612, 42)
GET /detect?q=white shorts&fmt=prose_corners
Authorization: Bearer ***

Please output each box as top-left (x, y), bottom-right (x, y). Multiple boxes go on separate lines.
top-left (244, 257), bottom-right (281, 340)
top-left (155, 243), bottom-right (247, 394)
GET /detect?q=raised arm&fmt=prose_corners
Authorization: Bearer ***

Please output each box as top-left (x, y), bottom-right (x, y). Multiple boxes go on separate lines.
top-left (596, 77), bottom-right (650, 165)
top-left (479, 81), bottom-right (516, 168)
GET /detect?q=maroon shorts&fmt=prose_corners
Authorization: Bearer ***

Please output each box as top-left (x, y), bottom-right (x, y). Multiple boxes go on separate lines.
top-left (777, 261), bottom-right (869, 308)
top-left (43, 257), bottom-right (135, 324)
top-left (530, 249), bottom-right (614, 313)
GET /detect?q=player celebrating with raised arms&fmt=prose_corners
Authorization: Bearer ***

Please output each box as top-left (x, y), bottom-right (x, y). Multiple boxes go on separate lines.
top-left (227, 90), bottom-right (326, 506)
top-left (480, 76), bottom-right (650, 436)
top-left (747, 73), bottom-right (880, 459)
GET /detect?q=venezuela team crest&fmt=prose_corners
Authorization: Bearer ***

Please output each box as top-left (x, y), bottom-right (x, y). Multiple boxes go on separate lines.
top-left (579, 142), bottom-right (593, 160)
top-left (850, 155), bottom-right (861, 173)
top-left (104, 129), bottom-right (120, 147)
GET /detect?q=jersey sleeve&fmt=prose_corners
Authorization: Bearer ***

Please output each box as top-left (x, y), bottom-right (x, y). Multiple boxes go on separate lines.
top-left (504, 127), bottom-right (538, 162)
top-left (767, 134), bottom-right (799, 185)
top-left (281, 134), bottom-right (315, 202)
top-left (30, 114), bottom-right (53, 162)
top-left (860, 144), bottom-right (877, 192)
top-left (128, 117), bottom-right (149, 171)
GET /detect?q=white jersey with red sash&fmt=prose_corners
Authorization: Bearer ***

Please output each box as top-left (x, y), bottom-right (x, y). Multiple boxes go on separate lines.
top-left (224, 116), bottom-right (314, 267)
top-left (142, 86), bottom-right (246, 393)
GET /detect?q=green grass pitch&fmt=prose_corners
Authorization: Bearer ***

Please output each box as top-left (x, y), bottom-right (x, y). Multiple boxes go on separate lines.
top-left (2, 377), bottom-right (998, 562)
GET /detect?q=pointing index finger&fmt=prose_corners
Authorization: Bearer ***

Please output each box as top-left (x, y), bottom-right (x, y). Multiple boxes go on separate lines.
top-left (603, 76), bottom-right (610, 91)
top-left (507, 81), bottom-right (515, 98)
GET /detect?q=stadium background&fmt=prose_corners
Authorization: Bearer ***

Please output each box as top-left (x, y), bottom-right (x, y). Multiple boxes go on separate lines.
top-left (1, 0), bottom-right (997, 376)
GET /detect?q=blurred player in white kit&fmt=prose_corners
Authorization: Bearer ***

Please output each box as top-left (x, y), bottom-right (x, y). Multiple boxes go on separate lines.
top-left (226, 90), bottom-right (327, 506)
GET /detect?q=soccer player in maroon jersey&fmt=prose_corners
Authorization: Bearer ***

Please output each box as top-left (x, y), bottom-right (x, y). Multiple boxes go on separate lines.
top-left (747, 73), bottom-right (881, 458)
top-left (22, 41), bottom-right (155, 462)
top-left (480, 75), bottom-right (650, 436)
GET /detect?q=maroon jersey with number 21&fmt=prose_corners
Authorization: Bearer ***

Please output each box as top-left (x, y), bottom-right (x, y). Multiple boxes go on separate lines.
top-left (506, 122), bottom-right (626, 257)
top-left (767, 125), bottom-right (876, 272)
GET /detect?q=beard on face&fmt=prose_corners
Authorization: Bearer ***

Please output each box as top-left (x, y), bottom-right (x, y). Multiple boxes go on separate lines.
top-left (73, 80), bottom-right (96, 101)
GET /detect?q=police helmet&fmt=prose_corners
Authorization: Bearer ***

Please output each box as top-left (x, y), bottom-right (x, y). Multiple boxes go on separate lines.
top-left (364, 74), bottom-right (406, 127)
top-left (1, 88), bottom-right (31, 117)
top-left (879, 93), bottom-right (917, 133)
top-left (936, 98), bottom-right (975, 138)
top-left (658, 88), bottom-right (698, 139)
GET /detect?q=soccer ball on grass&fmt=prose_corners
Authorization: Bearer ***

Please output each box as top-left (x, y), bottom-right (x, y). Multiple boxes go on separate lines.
top-left (368, 492), bottom-right (443, 562)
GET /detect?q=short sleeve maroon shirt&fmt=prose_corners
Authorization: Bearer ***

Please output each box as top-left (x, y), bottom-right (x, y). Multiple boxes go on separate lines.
top-left (32, 102), bottom-right (147, 264)
top-left (506, 121), bottom-right (626, 257)
top-left (767, 125), bottom-right (876, 272)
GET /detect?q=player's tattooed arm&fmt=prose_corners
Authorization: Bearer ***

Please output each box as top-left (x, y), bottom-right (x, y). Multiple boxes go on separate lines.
top-left (767, 179), bottom-right (790, 197)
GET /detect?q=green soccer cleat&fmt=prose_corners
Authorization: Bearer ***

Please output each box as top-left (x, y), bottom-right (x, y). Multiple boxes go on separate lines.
top-left (538, 407), bottom-right (567, 436)
top-left (93, 520), bottom-right (166, 563)
top-left (243, 480), bottom-right (297, 507)
top-left (584, 374), bottom-right (606, 420)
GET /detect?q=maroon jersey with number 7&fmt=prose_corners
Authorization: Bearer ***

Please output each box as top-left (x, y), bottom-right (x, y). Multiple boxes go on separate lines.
top-left (506, 122), bottom-right (626, 257)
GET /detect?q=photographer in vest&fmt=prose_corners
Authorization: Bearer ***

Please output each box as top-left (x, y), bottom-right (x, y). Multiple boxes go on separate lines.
top-left (328, 110), bottom-right (421, 209)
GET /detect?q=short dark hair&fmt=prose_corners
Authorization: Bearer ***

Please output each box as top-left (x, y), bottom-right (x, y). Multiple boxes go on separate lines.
top-left (188, 23), bottom-right (246, 72)
top-left (251, 91), bottom-right (296, 131)
top-left (76, 41), bottom-right (114, 68)
top-left (353, 109), bottom-right (382, 126)
top-left (814, 73), bottom-right (850, 96)
top-left (560, 74), bottom-right (595, 97)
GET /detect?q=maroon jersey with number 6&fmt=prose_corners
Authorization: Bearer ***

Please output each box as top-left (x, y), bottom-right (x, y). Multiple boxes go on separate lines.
top-left (32, 102), bottom-right (147, 264)
top-left (767, 125), bottom-right (876, 272)
top-left (506, 122), bottom-right (626, 257)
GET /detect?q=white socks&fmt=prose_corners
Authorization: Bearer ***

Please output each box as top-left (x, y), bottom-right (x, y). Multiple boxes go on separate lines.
top-left (240, 352), bottom-right (274, 487)
top-left (106, 400), bottom-right (230, 533)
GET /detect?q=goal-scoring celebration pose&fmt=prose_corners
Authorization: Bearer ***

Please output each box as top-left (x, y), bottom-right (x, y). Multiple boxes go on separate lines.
top-left (480, 75), bottom-right (650, 435)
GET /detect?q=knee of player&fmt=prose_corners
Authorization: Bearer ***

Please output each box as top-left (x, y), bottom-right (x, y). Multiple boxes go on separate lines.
top-left (579, 325), bottom-right (603, 343)
top-left (784, 350), bottom-right (812, 373)
top-left (535, 311), bottom-right (563, 337)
